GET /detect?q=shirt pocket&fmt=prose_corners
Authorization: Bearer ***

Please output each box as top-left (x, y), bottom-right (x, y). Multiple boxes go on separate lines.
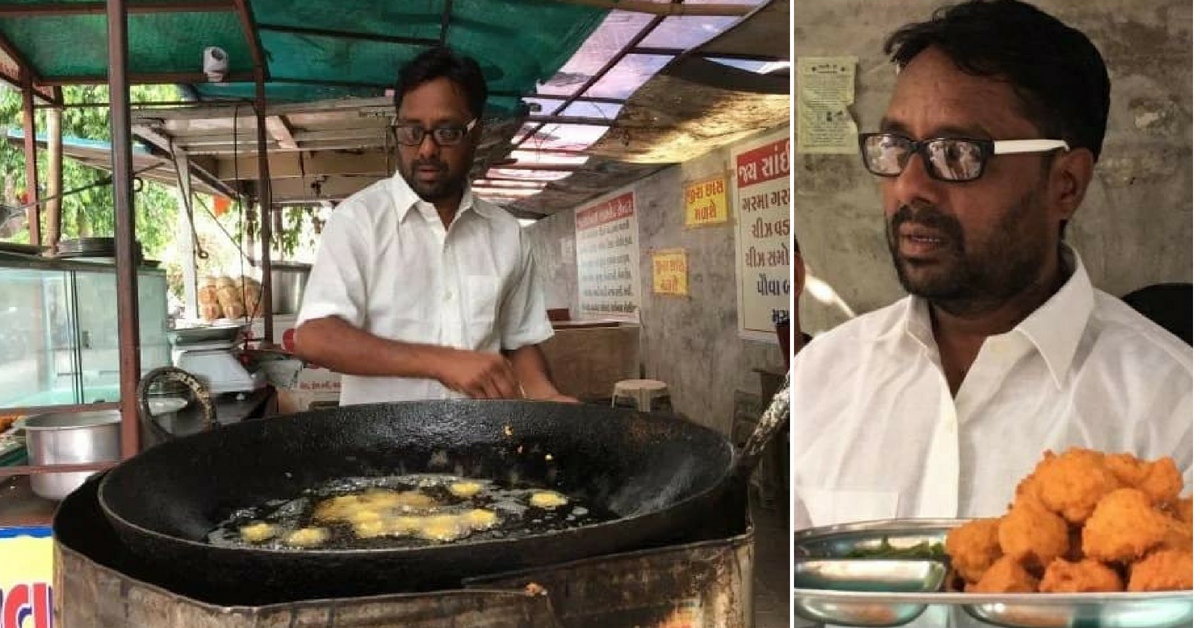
top-left (464, 275), bottom-right (500, 323)
top-left (795, 487), bottom-right (899, 528)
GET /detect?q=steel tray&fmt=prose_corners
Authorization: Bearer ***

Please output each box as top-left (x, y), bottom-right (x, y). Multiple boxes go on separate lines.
top-left (794, 519), bottom-right (1193, 628)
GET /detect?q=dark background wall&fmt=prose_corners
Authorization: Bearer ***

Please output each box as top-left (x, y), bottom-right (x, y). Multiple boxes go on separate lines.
top-left (795, 0), bottom-right (1192, 333)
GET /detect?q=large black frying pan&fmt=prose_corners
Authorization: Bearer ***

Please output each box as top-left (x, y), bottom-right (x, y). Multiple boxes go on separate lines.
top-left (97, 393), bottom-right (786, 606)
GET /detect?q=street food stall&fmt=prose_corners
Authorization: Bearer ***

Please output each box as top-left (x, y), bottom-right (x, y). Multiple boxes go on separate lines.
top-left (0, 0), bottom-right (791, 625)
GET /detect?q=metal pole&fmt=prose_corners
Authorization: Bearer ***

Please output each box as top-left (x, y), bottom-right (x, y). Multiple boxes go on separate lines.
top-left (107, 0), bottom-right (141, 457)
top-left (255, 67), bottom-right (274, 344)
top-left (20, 69), bottom-right (39, 246)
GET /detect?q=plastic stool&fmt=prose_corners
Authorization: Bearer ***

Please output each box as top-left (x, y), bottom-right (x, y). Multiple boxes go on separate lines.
top-left (611, 379), bottom-right (672, 413)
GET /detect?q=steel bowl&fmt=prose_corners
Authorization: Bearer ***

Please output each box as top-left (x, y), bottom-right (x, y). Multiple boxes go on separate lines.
top-left (19, 409), bottom-right (121, 501)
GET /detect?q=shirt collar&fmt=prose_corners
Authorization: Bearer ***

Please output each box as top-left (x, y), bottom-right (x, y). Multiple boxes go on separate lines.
top-left (874, 246), bottom-right (1094, 389)
top-left (390, 170), bottom-right (479, 225)
top-left (1013, 247), bottom-right (1093, 389)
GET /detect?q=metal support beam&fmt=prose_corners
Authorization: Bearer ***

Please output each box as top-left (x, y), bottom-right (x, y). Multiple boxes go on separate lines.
top-left (107, 0), bottom-right (141, 458)
top-left (38, 71), bottom-right (255, 85)
top-left (0, 1), bottom-right (234, 16)
top-left (255, 67), bottom-right (274, 344)
top-left (20, 70), bottom-right (39, 246)
top-left (46, 98), bottom-right (63, 249)
top-left (539, 0), bottom-right (752, 16)
top-left (439, 0), bottom-right (453, 45)
top-left (257, 23), bottom-right (439, 47)
top-left (515, 1), bottom-right (679, 148)
top-left (231, 0), bottom-right (267, 79)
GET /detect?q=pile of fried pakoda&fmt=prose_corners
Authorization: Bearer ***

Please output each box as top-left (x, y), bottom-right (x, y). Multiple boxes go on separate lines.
top-left (945, 448), bottom-right (1191, 593)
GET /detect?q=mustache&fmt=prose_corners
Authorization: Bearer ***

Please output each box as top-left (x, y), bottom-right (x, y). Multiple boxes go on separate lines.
top-left (889, 204), bottom-right (965, 247)
top-left (410, 158), bottom-right (447, 172)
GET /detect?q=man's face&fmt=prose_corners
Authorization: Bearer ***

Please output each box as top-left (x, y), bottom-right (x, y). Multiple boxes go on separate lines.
top-left (879, 47), bottom-right (1063, 310)
top-left (396, 77), bottom-right (478, 204)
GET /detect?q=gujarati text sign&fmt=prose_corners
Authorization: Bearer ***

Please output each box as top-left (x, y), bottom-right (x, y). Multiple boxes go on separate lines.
top-left (733, 130), bottom-right (790, 341)
top-left (684, 176), bottom-right (728, 227)
top-left (652, 249), bottom-right (688, 296)
top-left (575, 191), bottom-right (641, 321)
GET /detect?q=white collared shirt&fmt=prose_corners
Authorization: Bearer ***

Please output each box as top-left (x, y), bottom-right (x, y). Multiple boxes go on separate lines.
top-left (297, 172), bottom-right (554, 405)
top-left (793, 252), bottom-right (1192, 528)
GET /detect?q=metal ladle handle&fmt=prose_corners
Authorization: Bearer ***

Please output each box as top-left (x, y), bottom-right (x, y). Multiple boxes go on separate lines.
top-left (734, 371), bottom-right (790, 481)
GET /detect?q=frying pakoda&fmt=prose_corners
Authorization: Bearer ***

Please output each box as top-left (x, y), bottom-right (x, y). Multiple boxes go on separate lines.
top-left (945, 447), bottom-right (1190, 594)
top-left (998, 497), bottom-right (1069, 570)
top-left (1028, 449), bottom-right (1121, 525)
top-left (966, 555), bottom-right (1038, 593)
top-left (1103, 453), bottom-right (1183, 506)
top-left (945, 518), bottom-right (1002, 583)
top-left (1082, 488), bottom-right (1170, 563)
top-left (1127, 549), bottom-right (1192, 592)
top-left (1038, 558), bottom-right (1122, 593)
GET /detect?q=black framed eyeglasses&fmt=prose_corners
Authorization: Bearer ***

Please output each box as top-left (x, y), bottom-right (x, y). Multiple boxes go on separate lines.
top-left (858, 133), bottom-right (1069, 182)
top-left (392, 118), bottom-right (477, 147)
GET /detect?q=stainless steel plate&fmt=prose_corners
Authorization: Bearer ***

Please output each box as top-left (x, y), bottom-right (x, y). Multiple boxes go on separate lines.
top-left (796, 559), bottom-right (945, 593)
top-left (794, 519), bottom-right (1194, 628)
top-left (794, 589), bottom-right (1193, 628)
top-left (169, 323), bottom-right (246, 345)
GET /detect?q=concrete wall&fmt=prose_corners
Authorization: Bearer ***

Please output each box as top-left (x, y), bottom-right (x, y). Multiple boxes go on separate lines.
top-left (795, 0), bottom-right (1193, 333)
top-left (528, 127), bottom-right (789, 435)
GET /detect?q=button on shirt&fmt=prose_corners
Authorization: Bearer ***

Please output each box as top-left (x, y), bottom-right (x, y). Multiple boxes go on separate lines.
top-left (297, 172), bottom-right (554, 405)
top-left (793, 252), bottom-right (1192, 528)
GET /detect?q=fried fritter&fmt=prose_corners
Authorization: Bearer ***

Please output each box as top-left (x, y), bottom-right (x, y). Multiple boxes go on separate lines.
top-left (1037, 558), bottom-right (1123, 593)
top-left (998, 496), bottom-right (1069, 569)
top-left (1103, 453), bottom-right (1184, 505)
top-left (1082, 488), bottom-right (1169, 563)
top-left (945, 518), bottom-right (1002, 583)
top-left (1128, 549), bottom-right (1192, 591)
top-left (1173, 496), bottom-right (1192, 527)
top-left (1030, 448), bottom-right (1121, 524)
top-left (966, 555), bottom-right (1038, 593)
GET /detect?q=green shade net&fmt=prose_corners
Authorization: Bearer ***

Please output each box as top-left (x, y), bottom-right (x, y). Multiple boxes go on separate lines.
top-left (1, 0), bottom-right (608, 116)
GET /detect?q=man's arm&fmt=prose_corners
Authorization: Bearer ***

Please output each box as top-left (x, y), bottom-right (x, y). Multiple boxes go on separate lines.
top-left (294, 316), bottom-right (521, 399)
top-left (503, 344), bottom-right (576, 402)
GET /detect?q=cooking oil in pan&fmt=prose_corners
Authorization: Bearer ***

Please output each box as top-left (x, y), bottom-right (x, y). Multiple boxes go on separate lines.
top-left (206, 474), bottom-right (611, 550)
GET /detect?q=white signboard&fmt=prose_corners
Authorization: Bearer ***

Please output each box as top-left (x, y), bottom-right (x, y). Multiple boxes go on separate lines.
top-left (575, 190), bottom-right (641, 321)
top-left (732, 130), bottom-right (791, 341)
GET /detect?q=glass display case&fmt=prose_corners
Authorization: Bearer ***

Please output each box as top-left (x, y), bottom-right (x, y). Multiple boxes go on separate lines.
top-left (0, 252), bottom-right (170, 409)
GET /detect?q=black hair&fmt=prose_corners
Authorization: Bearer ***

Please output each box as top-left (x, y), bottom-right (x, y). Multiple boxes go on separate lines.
top-left (394, 47), bottom-right (488, 120)
top-left (885, 0), bottom-right (1110, 161)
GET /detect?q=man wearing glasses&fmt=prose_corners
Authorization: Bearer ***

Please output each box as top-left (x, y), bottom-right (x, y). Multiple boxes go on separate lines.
top-left (793, 0), bottom-right (1191, 527)
top-left (294, 47), bottom-right (571, 404)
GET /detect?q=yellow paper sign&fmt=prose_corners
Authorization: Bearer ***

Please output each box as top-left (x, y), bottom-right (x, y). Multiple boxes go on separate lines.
top-left (684, 176), bottom-right (728, 227)
top-left (652, 249), bottom-right (688, 296)
top-left (0, 527), bottom-right (54, 626)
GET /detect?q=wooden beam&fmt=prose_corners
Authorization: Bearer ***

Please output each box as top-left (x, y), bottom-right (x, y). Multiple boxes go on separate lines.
top-left (0, 0), bottom-right (235, 16)
top-left (264, 116), bottom-right (297, 149)
top-left (46, 101), bottom-right (62, 248)
top-left (21, 69), bottom-right (39, 246)
top-left (260, 175), bottom-right (383, 202)
top-left (217, 150), bottom-right (388, 180)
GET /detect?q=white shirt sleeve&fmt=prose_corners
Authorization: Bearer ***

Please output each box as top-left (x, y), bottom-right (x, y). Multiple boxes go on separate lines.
top-left (498, 229), bottom-right (554, 350)
top-left (296, 207), bottom-right (370, 328)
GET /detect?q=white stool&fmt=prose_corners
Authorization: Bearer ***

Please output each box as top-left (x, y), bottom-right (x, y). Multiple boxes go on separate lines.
top-left (611, 379), bottom-right (672, 413)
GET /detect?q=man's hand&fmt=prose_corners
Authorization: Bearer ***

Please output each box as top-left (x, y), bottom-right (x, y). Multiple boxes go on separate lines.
top-left (434, 348), bottom-right (522, 399)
